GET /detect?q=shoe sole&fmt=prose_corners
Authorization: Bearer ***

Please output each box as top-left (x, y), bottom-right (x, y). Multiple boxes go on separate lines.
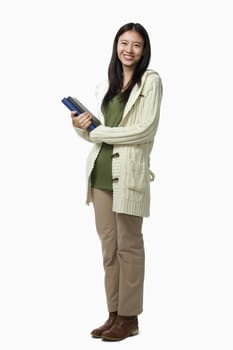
top-left (102, 328), bottom-right (139, 341)
top-left (91, 334), bottom-right (102, 338)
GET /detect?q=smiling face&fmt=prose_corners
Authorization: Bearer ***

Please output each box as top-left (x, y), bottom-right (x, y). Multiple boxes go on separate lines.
top-left (117, 30), bottom-right (144, 70)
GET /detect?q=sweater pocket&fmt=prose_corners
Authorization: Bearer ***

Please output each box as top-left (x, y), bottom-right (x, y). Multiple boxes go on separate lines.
top-left (127, 159), bottom-right (149, 193)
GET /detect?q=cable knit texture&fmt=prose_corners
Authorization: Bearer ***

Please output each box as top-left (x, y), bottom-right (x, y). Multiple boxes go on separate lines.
top-left (74, 69), bottom-right (162, 217)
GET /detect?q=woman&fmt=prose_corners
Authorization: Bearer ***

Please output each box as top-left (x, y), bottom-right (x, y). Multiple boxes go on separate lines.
top-left (71, 22), bottom-right (163, 341)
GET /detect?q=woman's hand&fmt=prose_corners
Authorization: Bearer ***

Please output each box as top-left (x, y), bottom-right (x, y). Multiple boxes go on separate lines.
top-left (71, 111), bottom-right (92, 130)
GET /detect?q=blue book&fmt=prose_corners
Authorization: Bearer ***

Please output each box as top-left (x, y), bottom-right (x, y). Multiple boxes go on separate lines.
top-left (61, 96), bottom-right (101, 131)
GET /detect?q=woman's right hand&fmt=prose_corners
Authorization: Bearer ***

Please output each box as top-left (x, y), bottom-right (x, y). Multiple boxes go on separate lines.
top-left (71, 111), bottom-right (92, 130)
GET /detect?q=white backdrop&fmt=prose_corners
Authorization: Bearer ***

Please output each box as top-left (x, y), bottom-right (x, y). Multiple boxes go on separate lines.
top-left (0, 0), bottom-right (232, 349)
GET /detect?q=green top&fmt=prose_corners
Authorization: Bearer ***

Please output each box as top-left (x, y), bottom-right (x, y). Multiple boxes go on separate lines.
top-left (91, 94), bottom-right (126, 191)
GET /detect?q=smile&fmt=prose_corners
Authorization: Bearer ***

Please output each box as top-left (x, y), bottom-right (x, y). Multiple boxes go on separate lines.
top-left (123, 54), bottom-right (134, 60)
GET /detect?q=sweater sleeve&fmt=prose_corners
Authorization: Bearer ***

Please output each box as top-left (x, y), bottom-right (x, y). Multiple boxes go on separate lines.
top-left (73, 127), bottom-right (93, 143)
top-left (89, 76), bottom-right (162, 145)
top-left (72, 83), bottom-right (105, 143)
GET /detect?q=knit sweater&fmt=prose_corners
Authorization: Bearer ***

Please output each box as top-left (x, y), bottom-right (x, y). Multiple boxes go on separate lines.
top-left (74, 69), bottom-right (163, 217)
top-left (91, 93), bottom-right (126, 190)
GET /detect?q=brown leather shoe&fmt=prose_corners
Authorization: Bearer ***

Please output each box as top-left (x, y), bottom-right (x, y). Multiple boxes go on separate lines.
top-left (91, 312), bottom-right (118, 338)
top-left (101, 315), bottom-right (139, 341)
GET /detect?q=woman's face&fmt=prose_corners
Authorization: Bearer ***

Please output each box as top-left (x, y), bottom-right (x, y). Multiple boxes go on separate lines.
top-left (117, 30), bottom-right (144, 69)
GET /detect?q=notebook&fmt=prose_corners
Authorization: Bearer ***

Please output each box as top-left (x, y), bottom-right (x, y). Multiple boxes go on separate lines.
top-left (61, 96), bottom-right (101, 131)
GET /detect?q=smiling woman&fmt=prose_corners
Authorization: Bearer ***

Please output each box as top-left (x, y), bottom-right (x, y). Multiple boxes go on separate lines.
top-left (117, 30), bottom-right (144, 75)
top-left (70, 22), bottom-right (163, 341)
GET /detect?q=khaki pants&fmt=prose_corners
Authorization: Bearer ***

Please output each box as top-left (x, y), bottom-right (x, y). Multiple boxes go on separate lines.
top-left (92, 188), bottom-right (145, 316)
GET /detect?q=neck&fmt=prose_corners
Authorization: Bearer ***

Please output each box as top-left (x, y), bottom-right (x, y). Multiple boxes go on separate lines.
top-left (122, 67), bottom-right (134, 90)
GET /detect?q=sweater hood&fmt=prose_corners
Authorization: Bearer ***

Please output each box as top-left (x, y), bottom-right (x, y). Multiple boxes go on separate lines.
top-left (95, 69), bottom-right (160, 123)
top-left (122, 69), bottom-right (159, 120)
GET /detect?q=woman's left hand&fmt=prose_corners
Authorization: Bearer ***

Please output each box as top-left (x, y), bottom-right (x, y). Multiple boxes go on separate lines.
top-left (71, 111), bottom-right (92, 129)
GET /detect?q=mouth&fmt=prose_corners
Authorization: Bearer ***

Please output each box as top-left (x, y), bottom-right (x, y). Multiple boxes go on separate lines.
top-left (123, 54), bottom-right (134, 61)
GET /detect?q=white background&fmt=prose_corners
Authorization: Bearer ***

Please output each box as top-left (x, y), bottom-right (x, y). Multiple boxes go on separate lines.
top-left (0, 0), bottom-right (232, 349)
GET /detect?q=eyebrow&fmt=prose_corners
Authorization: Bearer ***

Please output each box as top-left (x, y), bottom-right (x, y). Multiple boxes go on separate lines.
top-left (119, 39), bottom-right (143, 44)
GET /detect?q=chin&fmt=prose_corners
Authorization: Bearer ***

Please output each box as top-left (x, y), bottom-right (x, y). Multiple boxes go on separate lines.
top-left (122, 61), bottom-right (136, 67)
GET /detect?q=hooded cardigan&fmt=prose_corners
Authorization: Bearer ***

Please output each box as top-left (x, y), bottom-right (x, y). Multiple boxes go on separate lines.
top-left (74, 69), bottom-right (163, 217)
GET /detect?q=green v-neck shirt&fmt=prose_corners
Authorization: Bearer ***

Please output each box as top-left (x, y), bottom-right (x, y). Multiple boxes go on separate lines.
top-left (91, 93), bottom-right (126, 191)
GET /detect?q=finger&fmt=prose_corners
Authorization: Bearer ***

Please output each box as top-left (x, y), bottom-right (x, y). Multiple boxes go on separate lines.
top-left (84, 114), bottom-right (92, 123)
top-left (71, 111), bottom-right (78, 118)
top-left (79, 114), bottom-right (91, 124)
top-left (72, 119), bottom-right (77, 127)
top-left (81, 120), bottom-right (90, 128)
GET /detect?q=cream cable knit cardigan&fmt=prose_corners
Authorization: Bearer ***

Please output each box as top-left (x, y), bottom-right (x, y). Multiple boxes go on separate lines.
top-left (74, 69), bottom-right (163, 217)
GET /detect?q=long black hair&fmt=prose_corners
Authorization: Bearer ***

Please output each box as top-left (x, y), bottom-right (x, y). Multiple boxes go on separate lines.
top-left (102, 22), bottom-right (151, 107)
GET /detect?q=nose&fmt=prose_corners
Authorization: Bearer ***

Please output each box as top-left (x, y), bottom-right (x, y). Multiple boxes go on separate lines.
top-left (125, 43), bottom-right (133, 53)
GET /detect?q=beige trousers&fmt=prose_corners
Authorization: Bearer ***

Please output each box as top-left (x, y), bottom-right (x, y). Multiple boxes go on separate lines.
top-left (92, 188), bottom-right (145, 316)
